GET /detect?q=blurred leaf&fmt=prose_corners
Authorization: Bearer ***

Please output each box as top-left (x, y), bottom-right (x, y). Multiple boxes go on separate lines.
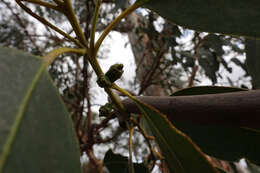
top-left (170, 86), bottom-right (260, 164)
top-left (104, 149), bottom-right (149, 173)
top-left (217, 168), bottom-right (228, 173)
top-left (171, 86), bottom-right (247, 96)
top-left (179, 51), bottom-right (195, 70)
top-left (112, 0), bottom-right (129, 12)
top-left (0, 47), bottom-right (81, 173)
top-left (246, 160), bottom-right (260, 173)
top-left (231, 57), bottom-right (249, 76)
top-left (131, 98), bottom-right (218, 173)
top-left (136, 0), bottom-right (260, 38)
top-left (245, 39), bottom-right (260, 89)
top-left (203, 34), bottom-right (224, 56)
top-left (222, 38), bottom-right (244, 54)
top-left (198, 47), bottom-right (219, 84)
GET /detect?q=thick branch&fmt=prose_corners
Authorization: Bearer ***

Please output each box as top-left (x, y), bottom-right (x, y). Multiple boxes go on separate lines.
top-left (122, 90), bottom-right (260, 128)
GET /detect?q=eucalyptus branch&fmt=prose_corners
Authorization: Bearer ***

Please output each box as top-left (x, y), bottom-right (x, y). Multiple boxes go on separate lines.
top-left (15, 0), bottom-right (84, 48)
top-left (43, 47), bottom-right (86, 67)
top-left (112, 83), bottom-right (137, 102)
top-left (63, 0), bottom-right (88, 47)
top-left (94, 112), bottom-right (117, 133)
top-left (130, 117), bottom-right (163, 161)
top-left (90, 0), bottom-right (102, 50)
top-left (86, 54), bottom-right (128, 122)
top-left (87, 150), bottom-right (103, 173)
top-left (128, 123), bottom-right (135, 173)
top-left (94, 2), bottom-right (141, 55)
top-left (21, 0), bottom-right (60, 11)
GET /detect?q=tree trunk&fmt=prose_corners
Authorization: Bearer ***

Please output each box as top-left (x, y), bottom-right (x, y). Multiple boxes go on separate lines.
top-left (126, 12), bottom-right (166, 96)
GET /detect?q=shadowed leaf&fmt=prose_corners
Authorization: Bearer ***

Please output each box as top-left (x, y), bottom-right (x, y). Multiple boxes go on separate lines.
top-left (104, 149), bottom-right (149, 173)
top-left (131, 98), bottom-right (218, 173)
top-left (170, 86), bottom-right (260, 164)
top-left (0, 47), bottom-right (81, 173)
top-left (136, 0), bottom-right (260, 38)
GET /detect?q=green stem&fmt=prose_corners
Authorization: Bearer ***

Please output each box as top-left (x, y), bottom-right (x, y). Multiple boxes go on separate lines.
top-left (87, 54), bottom-right (126, 116)
top-left (105, 88), bottom-right (126, 114)
top-left (90, 0), bottom-right (102, 50)
top-left (112, 83), bottom-right (137, 102)
top-left (63, 0), bottom-right (88, 47)
top-left (43, 47), bottom-right (86, 66)
top-left (94, 2), bottom-right (141, 55)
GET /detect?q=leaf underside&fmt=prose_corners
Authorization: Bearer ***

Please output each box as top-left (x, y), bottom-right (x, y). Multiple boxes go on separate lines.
top-left (0, 47), bottom-right (82, 173)
top-left (139, 0), bottom-right (260, 39)
top-left (171, 86), bottom-right (260, 164)
top-left (135, 100), bottom-right (218, 173)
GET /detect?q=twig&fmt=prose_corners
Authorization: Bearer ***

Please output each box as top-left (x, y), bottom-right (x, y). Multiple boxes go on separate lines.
top-left (15, 0), bottom-right (84, 47)
top-left (94, 2), bottom-right (140, 55)
top-left (90, 0), bottom-right (102, 50)
top-left (63, 0), bottom-right (88, 47)
top-left (128, 123), bottom-right (135, 173)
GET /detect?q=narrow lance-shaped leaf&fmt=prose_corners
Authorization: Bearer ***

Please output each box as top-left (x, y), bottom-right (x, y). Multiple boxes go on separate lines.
top-left (0, 47), bottom-right (82, 173)
top-left (135, 0), bottom-right (260, 39)
top-left (171, 86), bottom-right (260, 164)
top-left (129, 98), bottom-right (218, 173)
top-left (104, 149), bottom-right (149, 173)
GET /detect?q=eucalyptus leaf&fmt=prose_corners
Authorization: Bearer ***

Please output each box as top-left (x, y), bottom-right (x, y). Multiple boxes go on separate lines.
top-left (0, 47), bottom-right (82, 173)
top-left (131, 98), bottom-right (218, 173)
top-left (136, 0), bottom-right (260, 39)
top-left (170, 86), bottom-right (247, 96)
top-left (203, 34), bottom-right (224, 56)
top-left (231, 58), bottom-right (249, 76)
top-left (170, 86), bottom-right (260, 164)
top-left (198, 47), bottom-right (219, 84)
top-left (104, 149), bottom-right (149, 173)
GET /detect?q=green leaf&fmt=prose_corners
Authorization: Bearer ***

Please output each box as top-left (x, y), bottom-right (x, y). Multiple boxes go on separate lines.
top-left (245, 39), bottom-right (260, 89)
top-left (104, 149), bottom-right (149, 173)
top-left (136, 0), bottom-right (260, 38)
top-left (170, 86), bottom-right (260, 164)
top-left (0, 47), bottom-right (82, 173)
top-left (203, 34), bottom-right (224, 56)
top-left (131, 99), bottom-right (218, 173)
top-left (197, 47), bottom-right (219, 84)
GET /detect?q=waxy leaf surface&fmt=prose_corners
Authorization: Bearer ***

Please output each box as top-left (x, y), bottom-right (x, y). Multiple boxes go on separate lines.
top-left (137, 0), bottom-right (260, 38)
top-left (0, 47), bottom-right (82, 173)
